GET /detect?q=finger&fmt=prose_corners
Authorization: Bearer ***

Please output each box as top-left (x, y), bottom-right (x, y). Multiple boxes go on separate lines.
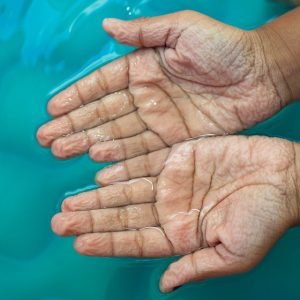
top-left (160, 245), bottom-right (249, 293)
top-left (89, 131), bottom-right (166, 162)
top-left (51, 203), bottom-right (160, 236)
top-left (103, 11), bottom-right (200, 48)
top-left (96, 148), bottom-right (170, 186)
top-left (51, 112), bottom-right (146, 159)
top-left (47, 56), bottom-right (129, 117)
top-left (37, 90), bottom-right (135, 147)
top-left (74, 228), bottom-right (173, 257)
top-left (61, 177), bottom-right (156, 212)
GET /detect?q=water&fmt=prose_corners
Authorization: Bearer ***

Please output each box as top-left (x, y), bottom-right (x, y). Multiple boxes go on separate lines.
top-left (0, 0), bottom-right (300, 299)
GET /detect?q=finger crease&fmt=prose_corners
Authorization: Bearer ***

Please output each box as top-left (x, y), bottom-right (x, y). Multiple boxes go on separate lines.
top-left (140, 132), bottom-right (149, 153)
top-left (123, 161), bottom-right (131, 180)
top-left (96, 189), bottom-right (103, 209)
top-left (97, 69), bottom-right (109, 94)
top-left (135, 231), bottom-right (144, 256)
top-left (125, 56), bottom-right (130, 86)
top-left (151, 203), bottom-right (160, 226)
top-left (164, 27), bottom-right (172, 47)
top-left (88, 211), bottom-right (96, 233)
top-left (152, 177), bottom-right (158, 199)
top-left (124, 183), bottom-right (133, 205)
top-left (66, 114), bottom-right (76, 134)
top-left (119, 139), bottom-right (128, 159)
top-left (124, 90), bottom-right (136, 109)
top-left (110, 120), bottom-right (122, 139)
top-left (96, 102), bottom-right (108, 124)
top-left (118, 207), bottom-right (128, 230)
top-left (74, 83), bottom-right (85, 105)
top-left (84, 130), bottom-right (93, 148)
top-left (143, 154), bottom-right (151, 176)
top-left (138, 26), bottom-right (145, 47)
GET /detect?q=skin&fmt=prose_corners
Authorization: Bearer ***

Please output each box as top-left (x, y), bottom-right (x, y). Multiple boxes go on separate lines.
top-left (52, 136), bottom-right (300, 292)
top-left (39, 8), bottom-right (300, 293)
top-left (36, 10), bottom-right (298, 161)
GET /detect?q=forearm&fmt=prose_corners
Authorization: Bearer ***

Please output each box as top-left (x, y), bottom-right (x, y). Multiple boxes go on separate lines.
top-left (255, 8), bottom-right (300, 105)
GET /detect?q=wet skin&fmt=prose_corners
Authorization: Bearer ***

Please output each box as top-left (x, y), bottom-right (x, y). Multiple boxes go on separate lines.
top-left (52, 136), bottom-right (300, 292)
top-left (37, 11), bottom-right (289, 161)
top-left (37, 10), bottom-right (300, 293)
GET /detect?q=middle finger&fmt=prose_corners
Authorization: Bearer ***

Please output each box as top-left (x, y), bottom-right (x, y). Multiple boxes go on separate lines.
top-left (61, 177), bottom-right (157, 212)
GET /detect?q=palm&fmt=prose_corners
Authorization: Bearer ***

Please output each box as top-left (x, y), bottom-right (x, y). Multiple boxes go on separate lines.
top-left (37, 11), bottom-right (280, 161)
top-left (154, 137), bottom-right (295, 255)
top-left (51, 136), bottom-right (298, 292)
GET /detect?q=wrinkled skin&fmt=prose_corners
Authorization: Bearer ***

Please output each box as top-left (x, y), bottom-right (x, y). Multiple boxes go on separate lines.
top-left (37, 11), bottom-right (283, 161)
top-left (52, 136), bottom-right (300, 292)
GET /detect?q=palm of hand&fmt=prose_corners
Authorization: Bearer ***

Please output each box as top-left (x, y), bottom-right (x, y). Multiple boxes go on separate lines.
top-left (52, 136), bottom-right (298, 292)
top-left (37, 12), bottom-right (280, 162)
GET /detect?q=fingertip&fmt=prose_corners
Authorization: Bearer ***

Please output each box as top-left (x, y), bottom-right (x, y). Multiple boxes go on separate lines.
top-left (47, 99), bottom-right (59, 117)
top-left (74, 236), bottom-right (87, 255)
top-left (159, 261), bottom-right (186, 293)
top-left (36, 125), bottom-right (51, 147)
top-left (102, 18), bottom-right (122, 32)
top-left (51, 133), bottom-right (89, 159)
top-left (89, 143), bottom-right (121, 162)
top-left (95, 168), bottom-right (119, 187)
top-left (61, 199), bottom-right (71, 212)
top-left (74, 235), bottom-right (102, 256)
top-left (51, 139), bottom-right (66, 159)
top-left (89, 145), bottom-right (101, 161)
top-left (51, 213), bottom-right (66, 236)
top-left (47, 86), bottom-right (81, 117)
top-left (159, 275), bottom-right (174, 294)
top-left (95, 170), bottom-right (107, 186)
top-left (95, 163), bottom-right (125, 186)
top-left (38, 117), bottom-right (73, 148)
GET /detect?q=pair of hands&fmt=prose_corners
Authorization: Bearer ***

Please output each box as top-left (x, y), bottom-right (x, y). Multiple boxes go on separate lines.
top-left (37, 11), bottom-right (300, 292)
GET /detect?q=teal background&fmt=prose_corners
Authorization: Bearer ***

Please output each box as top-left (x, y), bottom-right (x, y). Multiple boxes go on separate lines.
top-left (0, 0), bottom-right (300, 299)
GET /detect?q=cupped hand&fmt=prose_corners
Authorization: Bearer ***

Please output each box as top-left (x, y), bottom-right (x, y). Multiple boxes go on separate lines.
top-left (51, 136), bottom-right (300, 292)
top-left (37, 11), bottom-right (283, 160)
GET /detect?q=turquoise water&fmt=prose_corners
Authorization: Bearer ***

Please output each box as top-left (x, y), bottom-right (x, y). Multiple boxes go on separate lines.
top-left (1, 0), bottom-right (300, 299)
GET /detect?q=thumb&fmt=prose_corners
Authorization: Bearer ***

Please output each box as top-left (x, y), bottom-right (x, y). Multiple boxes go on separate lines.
top-left (102, 11), bottom-right (200, 48)
top-left (160, 245), bottom-right (252, 293)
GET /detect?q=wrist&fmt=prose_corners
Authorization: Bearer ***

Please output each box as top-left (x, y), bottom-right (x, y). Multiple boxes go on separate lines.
top-left (253, 9), bottom-right (300, 105)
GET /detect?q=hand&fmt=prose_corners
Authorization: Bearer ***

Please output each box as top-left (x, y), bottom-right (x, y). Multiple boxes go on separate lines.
top-left (37, 11), bottom-right (284, 161)
top-left (51, 136), bottom-right (300, 292)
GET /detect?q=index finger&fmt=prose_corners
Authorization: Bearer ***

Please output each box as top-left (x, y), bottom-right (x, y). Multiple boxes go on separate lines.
top-left (48, 56), bottom-right (129, 117)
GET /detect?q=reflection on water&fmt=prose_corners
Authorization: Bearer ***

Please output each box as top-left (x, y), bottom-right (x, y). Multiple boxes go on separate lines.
top-left (0, 0), bottom-right (299, 299)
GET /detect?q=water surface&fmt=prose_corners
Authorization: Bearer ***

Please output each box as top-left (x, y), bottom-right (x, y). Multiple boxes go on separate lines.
top-left (0, 0), bottom-right (299, 299)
